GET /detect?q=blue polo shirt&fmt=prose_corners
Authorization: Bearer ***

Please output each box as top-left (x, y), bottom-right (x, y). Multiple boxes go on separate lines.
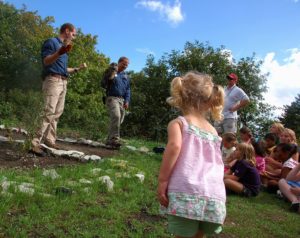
top-left (41, 37), bottom-right (68, 78)
top-left (107, 71), bottom-right (131, 103)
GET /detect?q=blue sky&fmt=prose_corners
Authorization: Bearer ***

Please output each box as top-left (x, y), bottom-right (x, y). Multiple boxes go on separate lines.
top-left (4, 0), bottom-right (300, 113)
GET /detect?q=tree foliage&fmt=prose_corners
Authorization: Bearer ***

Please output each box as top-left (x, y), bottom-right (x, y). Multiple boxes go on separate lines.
top-left (280, 94), bottom-right (300, 139)
top-left (124, 41), bottom-right (272, 139)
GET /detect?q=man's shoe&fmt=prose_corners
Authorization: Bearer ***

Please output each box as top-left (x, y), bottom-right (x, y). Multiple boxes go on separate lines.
top-left (31, 145), bottom-right (46, 156)
top-left (105, 140), bottom-right (121, 150)
top-left (44, 141), bottom-right (61, 150)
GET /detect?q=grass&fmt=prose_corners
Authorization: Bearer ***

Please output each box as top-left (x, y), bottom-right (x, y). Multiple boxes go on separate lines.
top-left (0, 138), bottom-right (299, 238)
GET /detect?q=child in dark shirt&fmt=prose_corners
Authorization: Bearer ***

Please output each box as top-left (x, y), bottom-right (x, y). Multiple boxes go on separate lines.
top-left (264, 133), bottom-right (277, 156)
top-left (224, 143), bottom-right (261, 197)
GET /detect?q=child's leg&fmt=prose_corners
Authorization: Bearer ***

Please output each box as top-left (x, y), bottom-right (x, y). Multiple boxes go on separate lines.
top-left (290, 187), bottom-right (300, 197)
top-left (278, 179), bottom-right (299, 203)
top-left (224, 178), bottom-right (244, 193)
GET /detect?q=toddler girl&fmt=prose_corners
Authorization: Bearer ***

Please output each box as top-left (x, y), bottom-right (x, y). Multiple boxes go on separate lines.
top-left (224, 143), bottom-right (261, 197)
top-left (222, 132), bottom-right (237, 169)
top-left (157, 72), bottom-right (226, 238)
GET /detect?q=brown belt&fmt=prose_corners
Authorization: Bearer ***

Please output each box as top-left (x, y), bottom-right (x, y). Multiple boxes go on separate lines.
top-left (48, 73), bottom-right (68, 80)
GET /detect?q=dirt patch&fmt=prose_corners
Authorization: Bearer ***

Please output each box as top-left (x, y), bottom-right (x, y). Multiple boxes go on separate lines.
top-left (0, 130), bottom-right (117, 169)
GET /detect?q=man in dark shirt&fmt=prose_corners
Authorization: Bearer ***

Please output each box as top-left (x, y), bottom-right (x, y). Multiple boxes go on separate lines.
top-left (105, 57), bottom-right (130, 148)
top-left (32, 23), bottom-right (87, 154)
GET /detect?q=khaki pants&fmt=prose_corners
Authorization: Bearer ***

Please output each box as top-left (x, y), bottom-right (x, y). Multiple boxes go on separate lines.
top-left (214, 118), bottom-right (237, 135)
top-left (32, 75), bottom-right (67, 146)
top-left (106, 96), bottom-right (125, 142)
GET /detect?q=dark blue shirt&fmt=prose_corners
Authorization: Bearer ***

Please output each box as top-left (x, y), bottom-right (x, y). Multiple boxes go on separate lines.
top-left (231, 159), bottom-right (261, 195)
top-left (41, 37), bottom-right (68, 78)
top-left (107, 71), bottom-right (131, 103)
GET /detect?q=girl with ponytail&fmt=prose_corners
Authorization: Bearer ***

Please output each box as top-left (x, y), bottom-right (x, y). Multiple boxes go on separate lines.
top-left (158, 71), bottom-right (226, 238)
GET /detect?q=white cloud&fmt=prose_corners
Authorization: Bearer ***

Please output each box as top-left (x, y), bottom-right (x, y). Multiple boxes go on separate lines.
top-left (261, 49), bottom-right (300, 115)
top-left (136, 48), bottom-right (156, 56)
top-left (136, 0), bottom-right (184, 26)
top-left (221, 48), bottom-right (234, 63)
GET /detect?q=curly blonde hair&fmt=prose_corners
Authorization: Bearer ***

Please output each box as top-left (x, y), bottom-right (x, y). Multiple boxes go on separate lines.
top-left (236, 143), bottom-right (256, 167)
top-left (281, 128), bottom-right (297, 143)
top-left (167, 71), bottom-right (224, 121)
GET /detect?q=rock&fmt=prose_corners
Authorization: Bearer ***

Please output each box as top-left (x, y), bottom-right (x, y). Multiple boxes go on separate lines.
top-left (139, 146), bottom-right (149, 153)
top-left (98, 176), bottom-right (114, 192)
top-left (42, 169), bottom-right (61, 180)
top-left (83, 155), bottom-right (102, 162)
top-left (0, 136), bottom-right (9, 142)
top-left (91, 168), bottom-right (102, 175)
top-left (79, 178), bottom-right (92, 184)
top-left (17, 184), bottom-right (34, 195)
top-left (126, 145), bottom-right (137, 151)
top-left (58, 137), bottom-right (77, 143)
top-left (135, 173), bottom-right (145, 183)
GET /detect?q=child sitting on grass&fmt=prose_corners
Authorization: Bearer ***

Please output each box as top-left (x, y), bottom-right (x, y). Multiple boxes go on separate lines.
top-left (263, 133), bottom-right (277, 156)
top-left (278, 163), bottom-right (300, 213)
top-left (279, 128), bottom-right (299, 162)
top-left (224, 143), bottom-right (261, 197)
top-left (239, 126), bottom-right (253, 144)
top-left (262, 143), bottom-right (298, 193)
top-left (222, 132), bottom-right (237, 170)
top-left (251, 140), bottom-right (266, 174)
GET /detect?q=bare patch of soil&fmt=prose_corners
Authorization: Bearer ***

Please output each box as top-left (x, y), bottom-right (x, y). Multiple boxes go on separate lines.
top-left (0, 130), bottom-right (117, 169)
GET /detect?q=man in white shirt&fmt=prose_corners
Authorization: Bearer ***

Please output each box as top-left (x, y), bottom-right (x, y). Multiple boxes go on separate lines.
top-left (215, 73), bottom-right (250, 134)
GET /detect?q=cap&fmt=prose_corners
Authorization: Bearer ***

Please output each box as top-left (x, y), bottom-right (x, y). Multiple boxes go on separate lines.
top-left (227, 73), bottom-right (238, 81)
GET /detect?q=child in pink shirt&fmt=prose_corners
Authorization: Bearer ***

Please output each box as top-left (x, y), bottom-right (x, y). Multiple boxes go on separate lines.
top-left (157, 72), bottom-right (226, 238)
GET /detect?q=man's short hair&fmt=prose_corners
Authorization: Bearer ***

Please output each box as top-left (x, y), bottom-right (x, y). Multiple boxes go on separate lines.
top-left (60, 23), bottom-right (75, 34)
top-left (118, 56), bottom-right (129, 63)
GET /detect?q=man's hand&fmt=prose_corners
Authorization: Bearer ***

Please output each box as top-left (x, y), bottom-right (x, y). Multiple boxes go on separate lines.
top-left (58, 44), bottom-right (72, 55)
top-left (124, 102), bottom-right (129, 109)
top-left (79, 63), bottom-right (87, 69)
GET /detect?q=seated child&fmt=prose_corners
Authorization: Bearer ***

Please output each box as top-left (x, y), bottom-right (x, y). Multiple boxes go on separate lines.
top-left (278, 163), bottom-right (300, 213)
top-left (279, 128), bottom-right (299, 162)
top-left (222, 132), bottom-right (237, 170)
top-left (224, 143), bottom-right (261, 197)
top-left (269, 122), bottom-right (285, 143)
top-left (262, 143), bottom-right (298, 192)
top-left (251, 140), bottom-right (266, 174)
top-left (264, 133), bottom-right (277, 156)
top-left (239, 126), bottom-right (253, 144)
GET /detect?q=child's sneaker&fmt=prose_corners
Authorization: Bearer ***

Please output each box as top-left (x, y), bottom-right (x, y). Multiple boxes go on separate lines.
top-left (290, 202), bottom-right (300, 212)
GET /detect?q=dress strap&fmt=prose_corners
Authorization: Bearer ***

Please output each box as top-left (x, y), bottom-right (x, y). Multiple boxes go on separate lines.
top-left (177, 116), bottom-right (189, 131)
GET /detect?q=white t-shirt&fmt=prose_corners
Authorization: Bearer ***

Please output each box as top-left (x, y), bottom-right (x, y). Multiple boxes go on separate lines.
top-left (222, 146), bottom-right (236, 165)
top-left (283, 158), bottom-right (299, 169)
top-left (223, 85), bottom-right (249, 119)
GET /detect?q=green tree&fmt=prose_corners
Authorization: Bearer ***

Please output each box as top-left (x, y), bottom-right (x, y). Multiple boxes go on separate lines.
top-left (0, 2), bottom-right (54, 91)
top-left (124, 41), bottom-right (273, 140)
top-left (280, 94), bottom-right (300, 139)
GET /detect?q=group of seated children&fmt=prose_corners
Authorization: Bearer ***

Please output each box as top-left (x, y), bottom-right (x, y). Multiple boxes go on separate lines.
top-left (221, 123), bottom-right (299, 214)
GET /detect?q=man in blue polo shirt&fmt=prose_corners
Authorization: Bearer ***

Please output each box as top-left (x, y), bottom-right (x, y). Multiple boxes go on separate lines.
top-left (31, 23), bottom-right (87, 154)
top-left (105, 57), bottom-right (130, 148)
